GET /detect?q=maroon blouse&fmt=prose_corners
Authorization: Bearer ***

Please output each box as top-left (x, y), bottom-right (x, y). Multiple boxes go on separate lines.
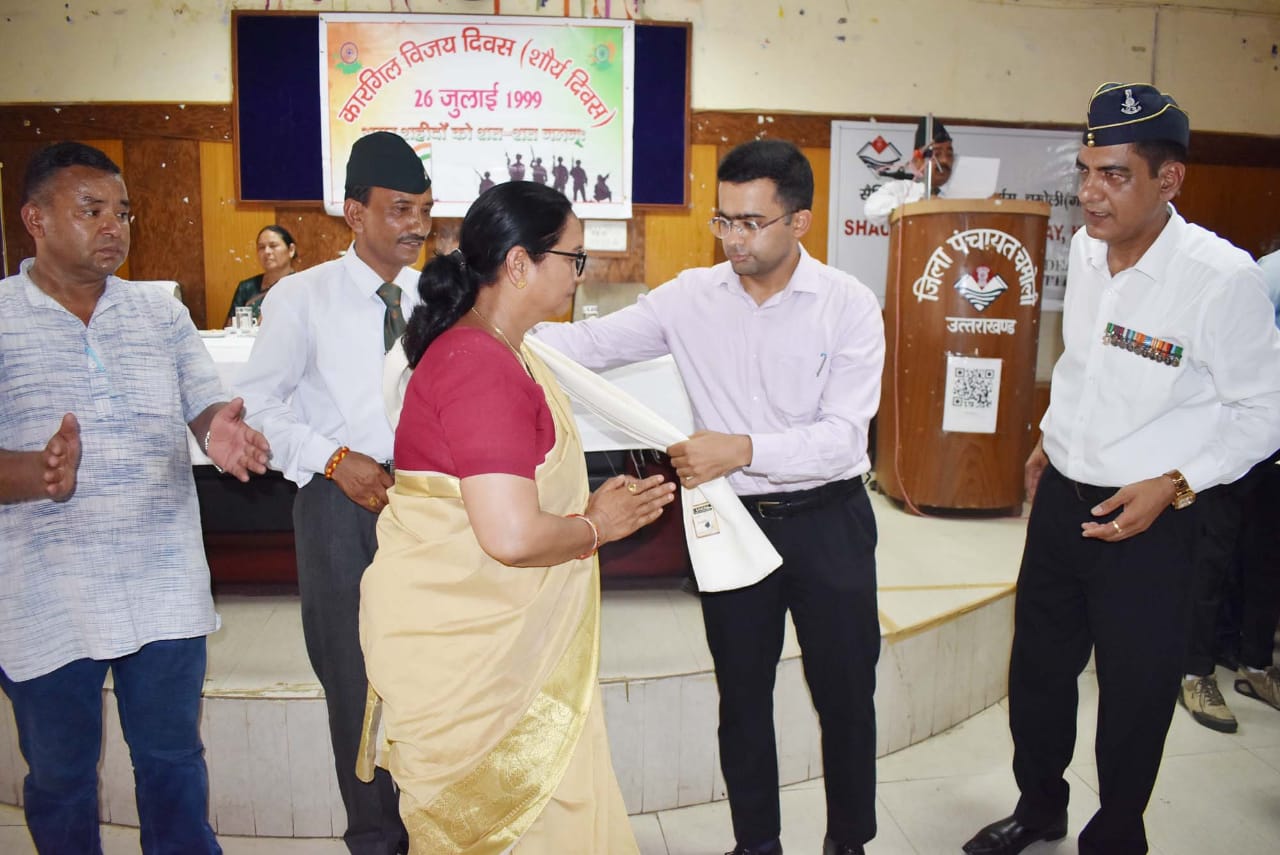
top-left (394, 327), bottom-right (555, 478)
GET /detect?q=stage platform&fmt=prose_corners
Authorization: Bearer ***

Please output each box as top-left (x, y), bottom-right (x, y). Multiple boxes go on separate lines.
top-left (0, 491), bottom-right (1027, 838)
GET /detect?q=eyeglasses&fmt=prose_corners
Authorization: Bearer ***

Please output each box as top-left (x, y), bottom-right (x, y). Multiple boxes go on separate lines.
top-left (708, 211), bottom-right (794, 239)
top-left (545, 249), bottom-right (588, 276)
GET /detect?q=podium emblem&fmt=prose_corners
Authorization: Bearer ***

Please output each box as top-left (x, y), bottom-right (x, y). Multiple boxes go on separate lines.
top-left (954, 265), bottom-right (1009, 311)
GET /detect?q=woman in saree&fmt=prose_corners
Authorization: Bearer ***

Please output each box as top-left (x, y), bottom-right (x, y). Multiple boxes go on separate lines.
top-left (359, 181), bottom-right (675, 854)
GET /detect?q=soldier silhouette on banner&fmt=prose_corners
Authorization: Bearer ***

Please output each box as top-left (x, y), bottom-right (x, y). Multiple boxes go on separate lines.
top-left (570, 159), bottom-right (588, 202)
top-left (593, 174), bottom-right (612, 202)
top-left (506, 153), bottom-right (526, 182)
top-left (552, 156), bottom-right (569, 194)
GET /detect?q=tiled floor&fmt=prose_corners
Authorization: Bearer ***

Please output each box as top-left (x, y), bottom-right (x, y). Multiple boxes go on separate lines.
top-left (639, 663), bottom-right (1280, 855)
top-left (2, 664), bottom-right (1278, 853)
top-left (3, 489), bottom-right (1276, 852)
top-left (187, 490), bottom-right (1027, 696)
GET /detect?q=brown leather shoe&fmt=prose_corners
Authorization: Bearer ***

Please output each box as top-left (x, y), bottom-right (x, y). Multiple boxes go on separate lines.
top-left (962, 812), bottom-right (1067, 854)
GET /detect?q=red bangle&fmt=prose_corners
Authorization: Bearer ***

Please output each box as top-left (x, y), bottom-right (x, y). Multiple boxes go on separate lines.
top-left (324, 446), bottom-right (350, 480)
top-left (568, 513), bottom-right (599, 560)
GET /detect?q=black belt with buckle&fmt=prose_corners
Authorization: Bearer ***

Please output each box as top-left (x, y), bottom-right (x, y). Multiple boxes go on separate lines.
top-left (740, 477), bottom-right (864, 520)
top-left (1047, 465), bottom-right (1115, 505)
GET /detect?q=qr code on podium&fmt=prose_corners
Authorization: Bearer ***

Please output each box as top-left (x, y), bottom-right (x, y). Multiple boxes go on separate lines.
top-left (951, 366), bottom-right (997, 409)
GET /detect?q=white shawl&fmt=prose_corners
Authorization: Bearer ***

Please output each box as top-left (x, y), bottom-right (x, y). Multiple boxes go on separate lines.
top-left (384, 338), bottom-right (780, 592)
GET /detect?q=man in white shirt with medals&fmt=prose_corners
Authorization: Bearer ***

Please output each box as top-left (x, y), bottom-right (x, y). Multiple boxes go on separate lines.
top-left (235, 132), bottom-right (433, 855)
top-left (963, 83), bottom-right (1280, 855)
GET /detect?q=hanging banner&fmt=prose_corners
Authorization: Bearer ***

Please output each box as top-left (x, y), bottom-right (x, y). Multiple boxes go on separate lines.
top-left (320, 14), bottom-right (634, 219)
top-left (828, 122), bottom-right (1082, 309)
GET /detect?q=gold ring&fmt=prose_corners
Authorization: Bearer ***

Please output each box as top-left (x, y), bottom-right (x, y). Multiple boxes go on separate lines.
top-left (1111, 520), bottom-right (1122, 535)
top-left (369, 496), bottom-right (379, 509)
top-left (627, 481), bottom-right (638, 494)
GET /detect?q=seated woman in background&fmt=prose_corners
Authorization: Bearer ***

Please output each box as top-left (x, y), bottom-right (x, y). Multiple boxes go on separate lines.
top-left (224, 225), bottom-right (297, 325)
top-left (358, 182), bottom-right (674, 854)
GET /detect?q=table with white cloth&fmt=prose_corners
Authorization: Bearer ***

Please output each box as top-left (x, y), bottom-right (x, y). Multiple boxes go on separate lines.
top-left (191, 331), bottom-right (695, 459)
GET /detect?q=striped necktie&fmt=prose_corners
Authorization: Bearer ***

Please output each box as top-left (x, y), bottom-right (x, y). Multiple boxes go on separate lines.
top-left (376, 282), bottom-right (406, 353)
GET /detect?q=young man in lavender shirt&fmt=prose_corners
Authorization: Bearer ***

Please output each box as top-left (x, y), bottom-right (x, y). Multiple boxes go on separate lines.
top-left (536, 139), bottom-right (885, 855)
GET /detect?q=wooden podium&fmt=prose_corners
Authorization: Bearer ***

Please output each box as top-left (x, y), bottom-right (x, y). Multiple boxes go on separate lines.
top-left (877, 198), bottom-right (1051, 512)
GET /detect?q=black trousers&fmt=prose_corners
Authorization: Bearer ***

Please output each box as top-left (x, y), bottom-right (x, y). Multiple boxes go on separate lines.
top-left (294, 477), bottom-right (406, 855)
top-left (1188, 456), bottom-right (1280, 674)
top-left (700, 481), bottom-right (880, 848)
top-left (1010, 465), bottom-right (1200, 855)
top-left (1187, 480), bottom-right (1243, 675)
top-left (1238, 463), bottom-right (1280, 668)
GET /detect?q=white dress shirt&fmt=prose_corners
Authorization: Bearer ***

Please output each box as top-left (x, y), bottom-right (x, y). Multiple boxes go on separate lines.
top-left (1258, 249), bottom-right (1280, 329)
top-left (234, 247), bottom-right (420, 486)
top-left (1043, 207), bottom-right (1280, 491)
top-left (533, 246), bottom-right (885, 496)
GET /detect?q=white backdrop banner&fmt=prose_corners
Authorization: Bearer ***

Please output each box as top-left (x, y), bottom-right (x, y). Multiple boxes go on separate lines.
top-left (827, 121), bottom-right (1083, 310)
top-left (319, 14), bottom-right (633, 219)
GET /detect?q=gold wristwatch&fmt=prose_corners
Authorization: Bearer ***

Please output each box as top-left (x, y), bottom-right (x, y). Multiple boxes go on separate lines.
top-left (1164, 470), bottom-right (1196, 509)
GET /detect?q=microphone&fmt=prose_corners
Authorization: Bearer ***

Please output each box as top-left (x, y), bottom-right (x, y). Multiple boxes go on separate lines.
top-left (875, 165), bottom-right (916, 181)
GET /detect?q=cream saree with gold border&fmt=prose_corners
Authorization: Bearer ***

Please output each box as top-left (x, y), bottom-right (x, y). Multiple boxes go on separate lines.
top-left (358, 344), bottom-right (637, 855)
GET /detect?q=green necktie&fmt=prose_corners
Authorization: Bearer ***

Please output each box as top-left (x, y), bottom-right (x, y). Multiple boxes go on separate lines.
top-left (376, 282), bottom-right (406, 352)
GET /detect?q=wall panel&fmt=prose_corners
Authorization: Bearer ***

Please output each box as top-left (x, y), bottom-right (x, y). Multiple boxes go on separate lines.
top-left (1155, 8), bottom-right (1280, 137)
top-left (200, 141), bottom-right (275, 328)
top-left (0, 105), bottom-right (231, 145)
top-left (273, 206), bottom-right (356, 272)
top-left (2, 104), bottom-right (1276, 327)
top-left (643, 143), bottom-right (718, 287)
top-left (1178, 164), bottom-right (1280, 259)
top-left (803, 146), bottom-right (830, 265)
top-left (123, 138), bottom-right (207, 325)
top-left (1, 141), bottom-right (50, 277)
top-left (0, 1), bottom-right (1276, 133)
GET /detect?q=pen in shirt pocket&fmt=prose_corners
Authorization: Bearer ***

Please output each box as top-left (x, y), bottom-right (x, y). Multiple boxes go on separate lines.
top-left (816, 352), bottom-right (828, 377)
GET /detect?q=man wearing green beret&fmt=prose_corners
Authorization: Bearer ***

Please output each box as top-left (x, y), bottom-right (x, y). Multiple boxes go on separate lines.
top-left (236, 132), bottom-right (434, 855)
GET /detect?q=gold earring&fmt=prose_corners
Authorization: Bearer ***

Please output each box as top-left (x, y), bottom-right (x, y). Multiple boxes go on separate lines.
top-left (515, 279), bottom-right (527, 290)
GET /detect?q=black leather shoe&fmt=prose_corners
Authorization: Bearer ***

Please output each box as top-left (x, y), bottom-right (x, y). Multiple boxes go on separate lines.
top-left (822, 836), bottom-right (865, 855)
top-left (961, 812), bottom-right (1067, 854)
top-left (725, 840), bottom-right (783, 855)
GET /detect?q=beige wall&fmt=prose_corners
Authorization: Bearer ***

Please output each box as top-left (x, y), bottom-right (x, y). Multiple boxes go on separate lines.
top-left (657, 0), bottom-right (1280, 134)
top-left (0, 0), bottom-right (1276, 134)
